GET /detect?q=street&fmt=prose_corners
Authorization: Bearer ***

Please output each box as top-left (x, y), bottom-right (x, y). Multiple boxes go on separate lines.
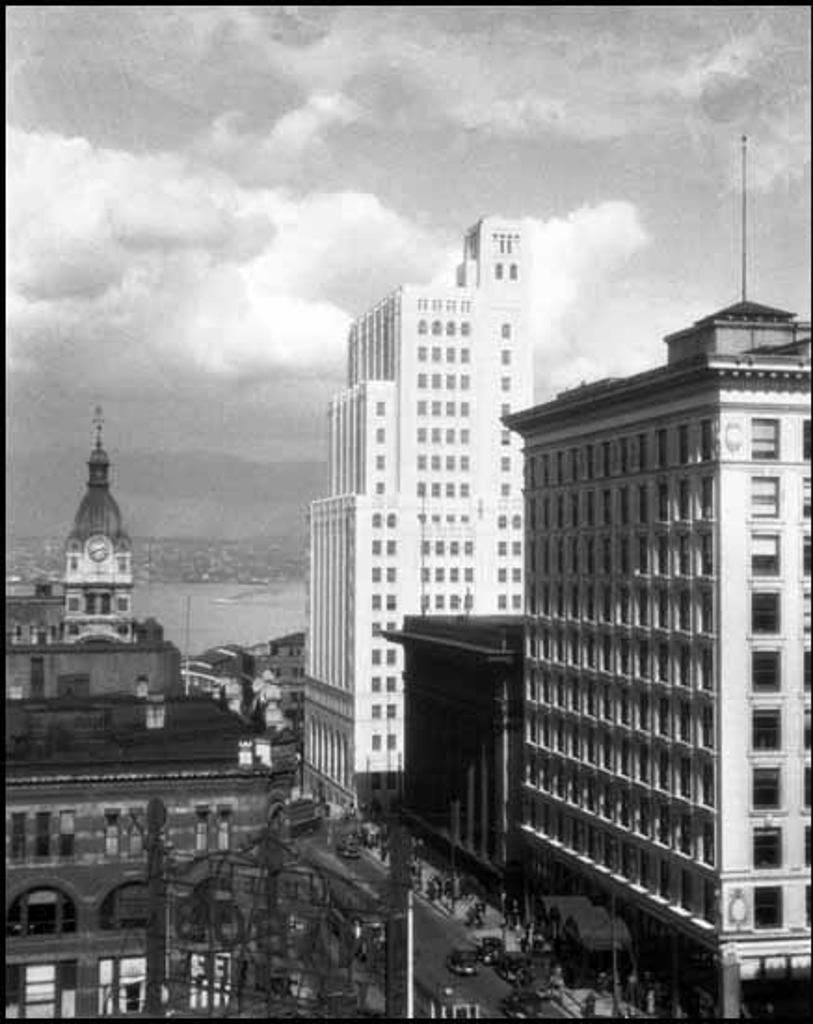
top-left (300, 830), bottom-right (569, 1018)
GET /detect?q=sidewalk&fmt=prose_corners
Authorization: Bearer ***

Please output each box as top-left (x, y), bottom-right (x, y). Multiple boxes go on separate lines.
top-left (360, 837), bottom-right (658, 1020)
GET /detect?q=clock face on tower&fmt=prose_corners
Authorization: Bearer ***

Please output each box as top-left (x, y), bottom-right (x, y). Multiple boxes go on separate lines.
top-left (87, 534), bottom-right (111, 562)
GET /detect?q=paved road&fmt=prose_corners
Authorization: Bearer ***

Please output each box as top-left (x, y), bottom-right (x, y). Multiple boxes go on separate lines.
top-left (300, 832), bottom-right (569, 1018)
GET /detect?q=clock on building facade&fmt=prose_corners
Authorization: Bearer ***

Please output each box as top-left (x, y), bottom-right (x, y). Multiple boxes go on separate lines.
top-left (63, 412), bottom-right (135, 644)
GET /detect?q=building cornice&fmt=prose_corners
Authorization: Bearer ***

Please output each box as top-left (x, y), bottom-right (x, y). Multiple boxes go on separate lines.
top-left (506, 356), bottom-right (810, 438)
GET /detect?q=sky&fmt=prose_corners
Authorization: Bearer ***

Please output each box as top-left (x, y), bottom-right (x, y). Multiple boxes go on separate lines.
top-left (6, 6), bottom-right (811, 540)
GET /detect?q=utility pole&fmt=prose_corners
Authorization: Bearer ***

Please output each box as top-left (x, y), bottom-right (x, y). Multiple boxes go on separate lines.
top-left (386, 822), bottom-right (412, 1018)
top-left (145, 796), bottom-right (167, 1017)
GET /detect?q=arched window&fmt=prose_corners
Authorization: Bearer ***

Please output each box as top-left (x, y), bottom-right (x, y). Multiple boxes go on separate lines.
top-left (100, 883), bottom-right (149, 930)
top-left (418, 320), bottom-right (428, 334)
top-left (7, 888), bottom-right (77, 936)
top-left (509, 263), bottom-right (518, 280)
top-left (431, 321), bottom-right (442, 335)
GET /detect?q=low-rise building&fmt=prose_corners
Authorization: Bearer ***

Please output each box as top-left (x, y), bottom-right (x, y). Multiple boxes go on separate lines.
top-left (5, 691), bottom-right (296, 1018)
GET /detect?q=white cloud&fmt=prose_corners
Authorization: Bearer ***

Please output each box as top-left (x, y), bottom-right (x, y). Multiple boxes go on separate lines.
top-left (6, 126), bottom-right (447, 383)
top-left (199, 91), bottom-right (362, 179)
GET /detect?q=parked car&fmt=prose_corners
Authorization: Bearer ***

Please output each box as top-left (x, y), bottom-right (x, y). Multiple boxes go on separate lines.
top-left (500, 990), bottom-right (547, 1019)
top-left (476, 935), bottom-right (505, 965)
top-left (495, 952), bottom-right (533, 985)
top-left (446, 948), bottom-right (479, 976)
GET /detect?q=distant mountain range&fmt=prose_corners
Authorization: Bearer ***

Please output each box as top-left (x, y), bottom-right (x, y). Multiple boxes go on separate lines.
top-left (6, 448), bottom-right (327, 543)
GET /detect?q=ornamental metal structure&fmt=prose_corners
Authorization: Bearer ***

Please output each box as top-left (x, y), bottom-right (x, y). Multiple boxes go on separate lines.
top-left (146, 803), bottom-right (393, 1018)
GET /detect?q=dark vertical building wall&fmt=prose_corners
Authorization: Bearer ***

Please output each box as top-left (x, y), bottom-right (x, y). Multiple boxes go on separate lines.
top-left (389, 616), bottom-right (524, 896)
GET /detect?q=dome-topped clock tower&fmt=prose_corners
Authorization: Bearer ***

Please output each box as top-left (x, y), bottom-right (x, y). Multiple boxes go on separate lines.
top-left (63, 408), bottom-right (135, 643)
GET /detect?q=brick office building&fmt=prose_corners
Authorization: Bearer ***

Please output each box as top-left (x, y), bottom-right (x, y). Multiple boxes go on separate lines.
top-left (5, 693), bottom-right (295, 1018)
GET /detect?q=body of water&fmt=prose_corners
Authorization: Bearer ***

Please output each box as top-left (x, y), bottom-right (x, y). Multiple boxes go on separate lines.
top-left (132, 579), bottom-right (307, 655)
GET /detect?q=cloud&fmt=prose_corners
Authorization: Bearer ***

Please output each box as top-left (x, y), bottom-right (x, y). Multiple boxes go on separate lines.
top-left (519, 202), bottom-right (653, 393)
top-left (6, 125), bottom-right (448, 384)
top-left (199, 91), bottom-right (362, 182)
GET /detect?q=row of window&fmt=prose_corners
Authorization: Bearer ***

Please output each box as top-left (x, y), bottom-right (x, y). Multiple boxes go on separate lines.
top-left (370, 733), bottom-right (399, 752)
top-left (370, 676), bottom-right (399, 693)
top-left (417, 319), bottom-right (472, 336)
top-left (526, 803), bottom-right (811, 929)
top-left (527, 759), bottom-right (715, 834)
top-left (527, 761), bottom-right (812, 821)
top-left (530, 419), bottom-right (810, 484)
top-left (530, 712), bottom-right (715, 769)
top-left (371, 594), bottom-right (398, 612)
top-left (417, 401), bottom-right (472, 418)
top-left (532, 532), bottom-right (716, 580)
top-left (417, 427), bottom-right (471, 445)
top-left (535, 588), bottom-right (716, 643)
top-left (417, 373), bottom-right (472, 390)
top-left (529, 676), bottom-right (715, 731)
top-left (530, 478), bottom-right (716, 530)
top-left (417, 481), bottom-right (473, 498)
top-left (370, 704), bottom-right (398, 720)
top-left (6, 952), bottom-right (237, 1018)
top-left (422, 567), bottom-right (475, 583)
top-left (8, 805), bottom-right (233, 862)
top-left (418, 454), bottom-right (471, 472)
top-left (417, 345), bottom-right (471, 363)
top-left (66, 593), bottom-right (129, 614)
top-left (416, 298), bottom-right (472, 313)
top-left (529, 702), bottom-right (809, 757)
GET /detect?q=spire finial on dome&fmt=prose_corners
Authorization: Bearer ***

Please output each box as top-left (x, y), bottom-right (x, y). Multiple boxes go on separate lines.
top-left (93, 404), bottom-right (104, 451)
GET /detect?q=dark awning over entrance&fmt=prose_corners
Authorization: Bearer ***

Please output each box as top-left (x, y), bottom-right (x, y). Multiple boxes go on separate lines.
top-left (541, 895), bottom-right (631, 951)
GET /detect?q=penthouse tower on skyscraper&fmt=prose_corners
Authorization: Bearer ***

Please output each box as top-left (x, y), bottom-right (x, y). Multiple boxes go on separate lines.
top-left (305, 218), bottom-right (535, 810)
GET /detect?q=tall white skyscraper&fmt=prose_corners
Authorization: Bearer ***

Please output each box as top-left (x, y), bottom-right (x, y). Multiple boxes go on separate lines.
top-left (305, 217), bottom-right (535, 810)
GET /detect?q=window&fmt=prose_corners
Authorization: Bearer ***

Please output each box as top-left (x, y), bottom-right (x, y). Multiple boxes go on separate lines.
top-left (7, 961), bottom-right (77, 1019)
top-left (387, 734), bottom-right (397, 751)
top-left (11, 812), bottom-right (26, 861)
top-left (35, 812), bottom-right (50, 858)
top-left (501, 323), bottom-right (512, 340)
top-left (752, 709), bottom-right (781, 750)
top-left (216, 808), bottom-right (231, 851)
top-left (99, 955), bottom-right (146, 1016)
top-left (752, 593), bottom-right (780, 633)
top-left (657, 428), bottom-right (668, 467)
top-left (700, 419), bottom-right (713, 460)
top-left (678, 425), bottom-right (690, 464)
top-left (752, 419), bottom-right (780, 460)
top-left (371, 734), bottom-right (382, 752)
top-left (754, 886), bottom-right (782, 928)
top-left (195, 809), bottom-right (209, 853)
top-left (495, 263), bottom-right (503, 280)
top-left (7, 888), bottom-right (77, 937)
top-left (752, 827), bottom-right (782, 869)
top-left (752, 535), bottom-right (780, 575)
top-left (753, 768), bottom-right (781, 809)
top-left (751, 477), bottom-right (780, 518)
top-left (752, 651), bottom-right (781, 692)
top-left (59, 810), bottom-right (75, 858)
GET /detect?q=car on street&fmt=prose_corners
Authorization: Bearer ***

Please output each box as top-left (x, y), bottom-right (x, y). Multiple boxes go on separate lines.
top-left (446, 948), bottom-right (479, 976)
top-left (499, 989), bottom-right (547, 1019)
top-left (337, 837), bottom-right (361, 859)
top-left (476, 935), bottom-right (505, 966)
top-left (495, 951), bottom-right (533, 985)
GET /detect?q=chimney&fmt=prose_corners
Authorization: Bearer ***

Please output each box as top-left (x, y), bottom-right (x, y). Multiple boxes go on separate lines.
top-left (254, 737), bottom-right (272, 767)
